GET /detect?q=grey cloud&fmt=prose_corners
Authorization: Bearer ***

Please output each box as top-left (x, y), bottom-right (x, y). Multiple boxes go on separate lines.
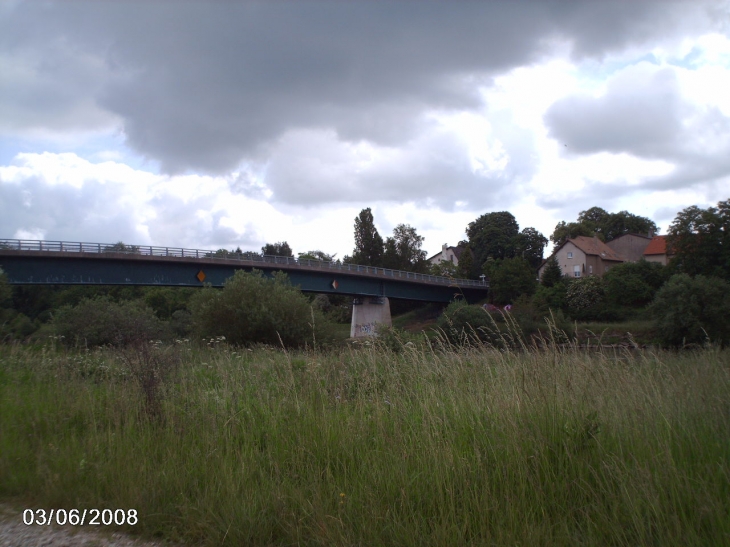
top-left (545, 63), bottom-right (730, 194)
top-left (262, 117), bottom-right (536, 211)
top-left (544, 66), bottom-right (686, 158)
top-left (3, 0), bottom-right (721, 176)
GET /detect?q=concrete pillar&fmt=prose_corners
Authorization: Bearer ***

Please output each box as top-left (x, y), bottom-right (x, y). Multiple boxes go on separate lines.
top-left (350, 296), bottom-right (392, 338)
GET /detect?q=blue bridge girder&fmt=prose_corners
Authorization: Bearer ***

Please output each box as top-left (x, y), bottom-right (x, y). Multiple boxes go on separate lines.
top-left (0, 240), bottom-right (489, 303)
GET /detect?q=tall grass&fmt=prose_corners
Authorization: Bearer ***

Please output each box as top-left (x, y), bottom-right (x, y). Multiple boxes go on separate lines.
top-left (1, 335), bottom-right (729, 546)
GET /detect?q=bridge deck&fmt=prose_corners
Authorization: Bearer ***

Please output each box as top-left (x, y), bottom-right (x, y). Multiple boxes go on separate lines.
top-left (0, 239), bottom-right (489, 303)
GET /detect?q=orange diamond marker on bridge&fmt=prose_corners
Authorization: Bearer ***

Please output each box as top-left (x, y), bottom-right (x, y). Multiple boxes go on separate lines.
top-left (196, 270), bottom-right (206, 282)
top-left (332, 280), bottom-right (339, 290)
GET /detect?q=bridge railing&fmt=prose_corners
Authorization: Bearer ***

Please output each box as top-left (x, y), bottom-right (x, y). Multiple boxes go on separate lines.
top-left (0, 239), bottom-right (488, 287)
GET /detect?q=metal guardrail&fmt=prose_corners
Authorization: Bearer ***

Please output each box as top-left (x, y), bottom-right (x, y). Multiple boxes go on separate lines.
top-left (0, 239), bottom-right (488, 288)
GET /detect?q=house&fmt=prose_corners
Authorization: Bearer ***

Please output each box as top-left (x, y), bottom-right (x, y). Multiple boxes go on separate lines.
top-left (605, 233), bottom-right (653, 262)
top-left (428, 243), bottom-right (465, 266)
top-left (643, 235), bottom-right (671, 266)
top-left (538, 236), bottom-right (625, 279)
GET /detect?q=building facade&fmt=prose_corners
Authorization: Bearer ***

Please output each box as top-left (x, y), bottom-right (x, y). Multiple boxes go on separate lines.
top-left (538, 236), bottom-right (625, 279)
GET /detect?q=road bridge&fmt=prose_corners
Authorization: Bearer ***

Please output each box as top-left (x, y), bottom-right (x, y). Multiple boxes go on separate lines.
top-left (0, 239), bottom-right (489, 337)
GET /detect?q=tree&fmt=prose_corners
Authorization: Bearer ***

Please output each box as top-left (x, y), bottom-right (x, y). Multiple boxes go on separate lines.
top-left (550, 221), bottom-right (594, 250)
top-left (541, 256), bottom-right (563, 288)
top-left (650, 274), bottom-right (730, 347)
top-left (666, 199), bottom-right (730, 280)
top-left (298, 250), bottom-right (337, 262)
top-left (466, 212), bottom-right (520, 275)
top-left (514, 227), bottom-right (548, 269)
top-left (429, 260), bottom-right (458, 277)
top-left (190, 270), bottom-right (333, 347)
top-left (457, 245), bottom-right (474, 279)
top-left (382, 224), bottom-right (428, 272)
top-left (261, 242), bottom-right (294, 257)
top-left (350, 208), bottom-right (384, 266)
top-left (0, 268), bottom-right (11, 307)
top-left (103, 241), bottom-right (141, 253)
top-left (601, 210), bottom-right (658, 242)
top-left (484, 257), bottom-right (537, 305)
top-left (602, 260), bottom-right (668, 308)
top-left (551, 207), bottom-right (658, 250)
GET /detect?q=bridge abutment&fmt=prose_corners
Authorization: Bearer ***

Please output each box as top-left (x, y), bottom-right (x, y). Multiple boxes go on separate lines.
top-left (350, 296), bottom-right (391, 338)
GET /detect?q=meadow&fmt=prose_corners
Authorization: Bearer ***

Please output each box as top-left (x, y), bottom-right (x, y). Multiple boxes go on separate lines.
top-left (1, 333), bottom-right (729, 546)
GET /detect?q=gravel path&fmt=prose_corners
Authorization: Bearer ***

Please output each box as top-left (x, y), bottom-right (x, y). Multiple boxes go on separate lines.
top-left (0, 504), bottom-right (185, 547)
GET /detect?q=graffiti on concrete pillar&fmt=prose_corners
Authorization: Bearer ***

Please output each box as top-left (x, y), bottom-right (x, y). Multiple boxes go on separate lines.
top-left (354, 322), bottom-right (377, 336)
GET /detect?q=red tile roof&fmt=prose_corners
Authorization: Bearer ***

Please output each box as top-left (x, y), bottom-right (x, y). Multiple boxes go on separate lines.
top-left (643, 235), bottom-right (667, 256)
top-left (569, 236), bottom-right (625, 262)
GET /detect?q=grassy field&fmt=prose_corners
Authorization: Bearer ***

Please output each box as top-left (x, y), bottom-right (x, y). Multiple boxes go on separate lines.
top-left (1, 335), bottom-right (729, 546)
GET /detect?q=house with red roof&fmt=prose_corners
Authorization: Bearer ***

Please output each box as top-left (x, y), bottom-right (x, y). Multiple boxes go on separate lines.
top-left (538, 236), bottom-right (626, 280)
top-left (643, 235), bottom-right (671, 266)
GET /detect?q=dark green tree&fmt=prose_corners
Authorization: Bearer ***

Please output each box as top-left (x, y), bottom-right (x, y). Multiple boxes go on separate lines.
top-left (261, 241), bottom-right (294, 257)
top-left (550, 221), bottom-right (594, 250)
top-left (298, 250), bottom-right (337, 262)
top-left (484, 257), bottom-right (537, 305)
top-left (190, 270), bottom-right (333, 347)
top-left (601, 210), bottom-right (658, 241)
top-left (0, 268), bottom-right (10, 305)
top-left (350, 208), bottom-right (384, 266)
top-left (603, 260), bottom-right (668, 308)
top-left (666, 199), bottom-right (730, 279)
top-left (457, 245), bottom-right (474, 279)
top-left (466, 211), bottom-right (520, 274)
top-left (541, 256), bottom-right (563, 287)
top-left (513, 227), bottom-right (548, 269)
top-left (382, 224), bottom-right (428, 272)
top-left (429, 260), bottom-right (458, 277)
top-left (551, 207), bottom-right (658, 250)
top-left (650, 274), bottom-right (730, 347)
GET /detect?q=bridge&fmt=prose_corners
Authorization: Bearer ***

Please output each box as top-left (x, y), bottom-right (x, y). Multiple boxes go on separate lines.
top-left (0, 239), bottom-right (489, 337)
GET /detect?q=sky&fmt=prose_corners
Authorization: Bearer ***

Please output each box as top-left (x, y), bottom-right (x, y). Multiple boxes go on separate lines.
top-left (1, 0), bottom-right (729, 260)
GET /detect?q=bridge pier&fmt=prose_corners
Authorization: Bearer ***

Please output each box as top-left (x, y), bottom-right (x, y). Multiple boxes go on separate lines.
top-left (350, 296), bottom-right (392, 338)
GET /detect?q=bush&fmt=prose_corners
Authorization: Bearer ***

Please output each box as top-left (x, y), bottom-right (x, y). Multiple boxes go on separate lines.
top-left (532, 280), bottom-right (569, 315)
top-left (53, 297), bottom-right (168, 347)
top-left (649, 274), bottom-right (730, 347)
top-left (566, 276), bottom-right (605, 321)
top-left (485, 257), bottom-right (537, 305)
top-left (189, 270), bottom-right (334, 347)
top-left (435, 299), bottom-right (519, 348)
top-left (603, 260), bottom-right (668, 308)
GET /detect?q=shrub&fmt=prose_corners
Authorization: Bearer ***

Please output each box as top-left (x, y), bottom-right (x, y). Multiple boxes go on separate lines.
top-left (435, 299), bottom-right (517, 347)
top-left (189, 270), bottom-right (333, 347)
top-left (649, 274), bottom-right (730, 347)
top-left (603, 260), bottom-right (667, 308)
top-left (566, 276), bottom-right (605, 320)
top-left (53, 297), bottom-right (168, 347)
top-left (485, 257), bottom-right (537, 305)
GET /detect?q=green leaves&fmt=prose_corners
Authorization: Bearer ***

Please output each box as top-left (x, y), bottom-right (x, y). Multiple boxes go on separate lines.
top-left (650, 274), bottom-right (730, 347)
top-left (189, 269), bottom-right (333, 348)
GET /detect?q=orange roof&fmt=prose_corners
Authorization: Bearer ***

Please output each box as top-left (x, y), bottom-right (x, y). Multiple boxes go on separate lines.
top-left (643, 235), bottom-right (667, 256)
top-left (568, 236), bottom-right (625, 262)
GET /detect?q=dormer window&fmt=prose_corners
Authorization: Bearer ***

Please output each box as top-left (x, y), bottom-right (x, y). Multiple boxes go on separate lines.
top-left (567, 252), bottom-right (573, 259)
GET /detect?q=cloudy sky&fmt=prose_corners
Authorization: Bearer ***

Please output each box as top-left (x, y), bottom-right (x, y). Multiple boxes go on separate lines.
top-left (1, 0), bottom-right (729, 260)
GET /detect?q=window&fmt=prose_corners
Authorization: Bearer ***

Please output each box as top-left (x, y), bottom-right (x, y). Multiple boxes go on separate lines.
top-left (573, 265), bottom-right (581, 277)
top-left (588, 265), bottom-right (593, 273)
top-left (567, 251), bottom-right (573, 258)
